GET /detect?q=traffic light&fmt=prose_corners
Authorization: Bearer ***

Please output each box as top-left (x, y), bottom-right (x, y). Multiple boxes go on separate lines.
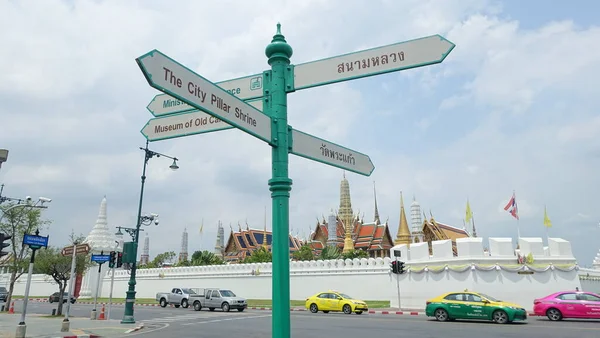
top-left (391, 261), bottom-right (398, 274)
top-left (397, 261), bottom-right (406, 274)
top-left (108, 251), bottom-right (116, 268)
top-left (0, 232), bottom-right (11, 258)
top-left (116, 252), bottom-right (123, 268)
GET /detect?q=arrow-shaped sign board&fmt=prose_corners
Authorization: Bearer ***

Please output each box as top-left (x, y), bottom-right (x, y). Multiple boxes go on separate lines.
top-left (147, 74), bottom-right (264, 116)
top-left (141, 99), bottom-right (263, 142)
top-left (61, 243), bottom-right (90, 257)
top-left (136, 50), bottom-right (272, 144)
top-left (290, 129), bottom-right (374, 176)
top-left (293, 34), bottom-right (455, 91)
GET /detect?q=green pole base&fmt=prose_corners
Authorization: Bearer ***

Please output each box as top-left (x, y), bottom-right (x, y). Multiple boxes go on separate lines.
top-left (120, 316), bottom-right (135, 324)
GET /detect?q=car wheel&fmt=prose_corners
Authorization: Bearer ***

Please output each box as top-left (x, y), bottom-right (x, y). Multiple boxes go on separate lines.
top-left (221, 302), bottom-right (230, 312)
top-left (434, 308), bottom-right (449, 322)
top-left (309, 303), bottom-right (318, 313)
top-left (193, 301), bottom-right (202, 311)
top-left (343, 304), bottom-right (352, 315)
top-left (356, 311), bottom-right (363, 315)
top-left (181, 299), bottom-right (189, 308)
top-left (546, 308), bottom-right (563, 321)
top-left (492, 310), bottom-right (509, 324)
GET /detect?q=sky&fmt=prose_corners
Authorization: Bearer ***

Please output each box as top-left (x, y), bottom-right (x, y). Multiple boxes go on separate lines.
top-left (1, 0), bottom-right (599, 266)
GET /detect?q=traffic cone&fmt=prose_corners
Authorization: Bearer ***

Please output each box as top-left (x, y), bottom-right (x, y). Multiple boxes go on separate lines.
top-left (98, 304), bottom-right (105, 320)
top-left (8, 301), bottom-right (14, 314)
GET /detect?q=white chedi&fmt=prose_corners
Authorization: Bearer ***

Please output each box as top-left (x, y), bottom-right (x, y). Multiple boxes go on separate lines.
top-left (83, 196), bottom-right (117, 253)
top-left (593, 250), bottom-right (600, 270)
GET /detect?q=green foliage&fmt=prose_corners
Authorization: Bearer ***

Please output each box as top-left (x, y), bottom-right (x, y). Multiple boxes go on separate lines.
top-left (190, 250), bottom-right (224, 266)
top-left (243, 246), bottom-right (272, 263)
top-left (292, 244), bottom-right (315, 261)
top-left (138, 251), bottom-right (176, 269)
top-left (0, 202), bottom-right (52, 312)
top-left (342, 249), bottom-right (369, 260)
top-left (317, 245), bottom-right (342, 260)
top-left (525, 253), bottom-right (534, 264)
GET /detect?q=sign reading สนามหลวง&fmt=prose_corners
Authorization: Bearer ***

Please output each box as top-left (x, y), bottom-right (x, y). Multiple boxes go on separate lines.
top-left (136, 50), bottom-right (272, 144)
top-left (146, 74), bottom-right (263, 117)
top-left (22, 233), bottom-right (49, 249)
top-left (141, 99), bottom-right (264, 142)
top-left (292, 34), bottom-right (455, 90)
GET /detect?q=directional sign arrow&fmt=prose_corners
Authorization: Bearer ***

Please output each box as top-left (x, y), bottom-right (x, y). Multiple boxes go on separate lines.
top-left (147, 74), bottom-right (264, 116)
top-left (61, 243), bottom-right (90, 256)
top-left (293, 34), bottom-right (455, 91)
top-left (289, 129), bottom-right (374, 176)
top-left (136, 50), bottom-right (272, 144)
top-left (141, 99), bottom-right (263, 142)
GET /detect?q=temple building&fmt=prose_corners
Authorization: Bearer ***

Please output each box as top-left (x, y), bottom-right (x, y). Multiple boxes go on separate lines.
top-left (419, 212), bottom-right (470, 255)
top-left (222, 223), bottom-right (304, 263)
top-left (307, 175), bottom-right (395, 258)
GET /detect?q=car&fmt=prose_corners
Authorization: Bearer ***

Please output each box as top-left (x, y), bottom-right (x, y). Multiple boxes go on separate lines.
top-left (425, 290), bottom-right (527, 324)
top-left (305, 290), bottom-right (368, 315)
top-left (0, 287), bottom-right (7, 302)
top-left (48, 292), bottom-right (76, 304)
top-left (533, 290), bottom-right (600, 321)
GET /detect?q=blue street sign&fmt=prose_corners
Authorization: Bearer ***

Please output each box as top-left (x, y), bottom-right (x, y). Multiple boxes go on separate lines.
top-left (22, 234), bottom-right (49, 249)
top-left (91, 254), bottom-right (111, 263)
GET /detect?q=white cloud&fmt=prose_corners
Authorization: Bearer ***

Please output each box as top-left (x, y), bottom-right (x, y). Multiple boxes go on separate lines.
top-left (1, 0), bottom-right (599, 265)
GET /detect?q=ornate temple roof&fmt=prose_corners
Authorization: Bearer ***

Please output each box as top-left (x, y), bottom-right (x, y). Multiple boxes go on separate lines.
top-left (223, 226), bottom-right (303, 262)
top-left (308, 217), bottom-right (394, 253)
top-left (83, 196), bottom-right (116, 253)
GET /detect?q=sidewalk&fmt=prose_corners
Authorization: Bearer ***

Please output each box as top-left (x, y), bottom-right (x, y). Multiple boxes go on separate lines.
top-left (0, 314), bottom-right (141, 338)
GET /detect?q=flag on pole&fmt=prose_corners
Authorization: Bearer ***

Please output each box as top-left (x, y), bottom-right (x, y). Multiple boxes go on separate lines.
top-left (465, 200), bottom-right (473, 224)
top-left (543, 206), bottom-right (552, 228)
top-left (503, 192), bottom-right (519, 220)
top-left (199, 218), bottom-right (204, 234)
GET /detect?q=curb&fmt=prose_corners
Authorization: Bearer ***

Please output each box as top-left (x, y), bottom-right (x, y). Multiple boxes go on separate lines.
top-left (55, 335), bottom-right (102, 338)
top-left (124, 323), bottom-right (145, 334)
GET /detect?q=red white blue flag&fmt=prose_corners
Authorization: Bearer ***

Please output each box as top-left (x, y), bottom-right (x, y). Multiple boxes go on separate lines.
top-left (504, 193), bottom-right (519, 220)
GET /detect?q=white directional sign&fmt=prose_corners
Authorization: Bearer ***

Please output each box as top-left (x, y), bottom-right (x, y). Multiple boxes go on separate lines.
top-left (293, 34), bottom-right (455, 91)
top-left (136, 50), bottom-right (272, 144)
top-left (290, 129), bottom-right (374, 176)
top-left (141, 99), bottom-right (264, 142)
top-left (147, 74), bottom-right (264, 116)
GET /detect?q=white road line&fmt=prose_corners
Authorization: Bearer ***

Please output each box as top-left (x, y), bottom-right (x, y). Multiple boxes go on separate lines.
top-left (124, 323), bottom-right (169, 336)
top-left (181, 314), bottom-right (272, 326)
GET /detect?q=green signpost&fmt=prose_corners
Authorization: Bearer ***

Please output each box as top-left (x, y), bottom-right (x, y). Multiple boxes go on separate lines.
top-left (135, 24), bottom-right (454, 338)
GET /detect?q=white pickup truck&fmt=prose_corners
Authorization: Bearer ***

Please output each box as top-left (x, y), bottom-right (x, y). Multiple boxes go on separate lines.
top-left (155, 287), bottom-right (203, 308)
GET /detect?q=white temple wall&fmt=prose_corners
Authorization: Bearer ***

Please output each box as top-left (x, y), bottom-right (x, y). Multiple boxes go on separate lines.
top-left (3, 237), bottom-right (596, 312)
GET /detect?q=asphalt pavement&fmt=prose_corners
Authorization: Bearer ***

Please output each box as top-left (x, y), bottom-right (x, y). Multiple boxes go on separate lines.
top-left (2, 300), bottom-right (600, 338)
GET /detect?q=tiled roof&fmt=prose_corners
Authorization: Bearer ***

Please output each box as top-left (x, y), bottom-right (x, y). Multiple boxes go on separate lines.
top-left (223, 227), bottom-right (302, 262)
top-left (309, 218), bottom-right (394, 252)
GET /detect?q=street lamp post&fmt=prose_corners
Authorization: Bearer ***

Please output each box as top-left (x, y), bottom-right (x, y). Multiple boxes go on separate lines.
top-left (121, 140), bottom-right (178, 324)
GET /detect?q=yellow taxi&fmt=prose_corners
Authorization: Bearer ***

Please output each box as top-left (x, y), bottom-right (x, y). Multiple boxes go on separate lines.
top-left (305, 290), bottom-right (368, 315)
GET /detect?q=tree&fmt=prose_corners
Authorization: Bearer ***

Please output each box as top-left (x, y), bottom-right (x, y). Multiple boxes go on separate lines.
top-left (292, 244), bottom-right (315, 261)
top-left (190, 250), bottom-right (224, 266)
top-left (0, 203), bottom-right (51, 312)
top-left (243, 247), bottom-right (272, 263)
top-left (34, 234), bottom-right (92, 316)
top-left (342, 249), bottom-right (369, 260)
top-left (138, 251), bottom-right (176, 269)
top-left (317, 245), bottom-right (342, 260)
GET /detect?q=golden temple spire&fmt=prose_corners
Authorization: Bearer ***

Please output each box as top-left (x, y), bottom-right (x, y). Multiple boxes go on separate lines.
top-left (373, 181), bottom-right (381, 225)
top-left (339, 172), bottom-right (354, 253)
top-left (395, 191), bottom-right (412, 246)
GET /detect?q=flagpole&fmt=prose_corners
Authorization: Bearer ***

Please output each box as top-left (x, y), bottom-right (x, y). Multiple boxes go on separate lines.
top-left (515, 190), bottom-right (521, 241)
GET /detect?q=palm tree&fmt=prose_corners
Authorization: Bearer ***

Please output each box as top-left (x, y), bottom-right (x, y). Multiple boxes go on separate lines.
top-left (191, 250), bottom-right (224, 266)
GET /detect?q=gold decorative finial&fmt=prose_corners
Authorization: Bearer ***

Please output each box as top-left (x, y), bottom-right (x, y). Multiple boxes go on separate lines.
top-left (395, 191), bottom-right (411, 246)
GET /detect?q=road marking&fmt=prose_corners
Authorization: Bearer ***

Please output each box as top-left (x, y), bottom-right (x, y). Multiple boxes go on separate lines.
top-left (124, 323), bottom-right (169, 336)
top-left (181, 314), bottom-right (272, 326)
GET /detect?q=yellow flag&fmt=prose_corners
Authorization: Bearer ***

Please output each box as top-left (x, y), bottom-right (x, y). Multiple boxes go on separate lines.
top-left (543, 207), bottom-right (552, 228)
top-left (200, 218), bottom-right (204, 234)
top-left (465, 200), bottom-right (473, 224)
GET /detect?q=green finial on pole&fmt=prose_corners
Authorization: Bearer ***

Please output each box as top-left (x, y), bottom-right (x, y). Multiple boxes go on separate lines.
top-left (266, 23), bottom-right (293, 64)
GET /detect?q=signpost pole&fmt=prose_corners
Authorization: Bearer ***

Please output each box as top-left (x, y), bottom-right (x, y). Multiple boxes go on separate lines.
top-left (107, 265), bottom-right (115, 320)
top-left (16, 229), bottom-right (45, 338)
top-left (91, 252), bottom-right (104, 320)
top-left (61, 244), bottom-right (77, 331)
top-left (265, 23), bottom-right (294, 338)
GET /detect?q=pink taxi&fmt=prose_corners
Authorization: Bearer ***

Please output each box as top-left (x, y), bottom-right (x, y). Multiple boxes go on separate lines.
top-left (533, 291), bottom-right (600, 321)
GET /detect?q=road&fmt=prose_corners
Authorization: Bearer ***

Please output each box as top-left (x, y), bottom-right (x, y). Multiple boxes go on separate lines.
top-left (4, 301), bottom-right (600, 338)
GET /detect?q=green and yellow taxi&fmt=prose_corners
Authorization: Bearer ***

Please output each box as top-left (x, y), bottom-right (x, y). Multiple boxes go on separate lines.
top-left (425, 290), bottom-right (527, 324)
top-left (305, 290), bottom-right (368, 315)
